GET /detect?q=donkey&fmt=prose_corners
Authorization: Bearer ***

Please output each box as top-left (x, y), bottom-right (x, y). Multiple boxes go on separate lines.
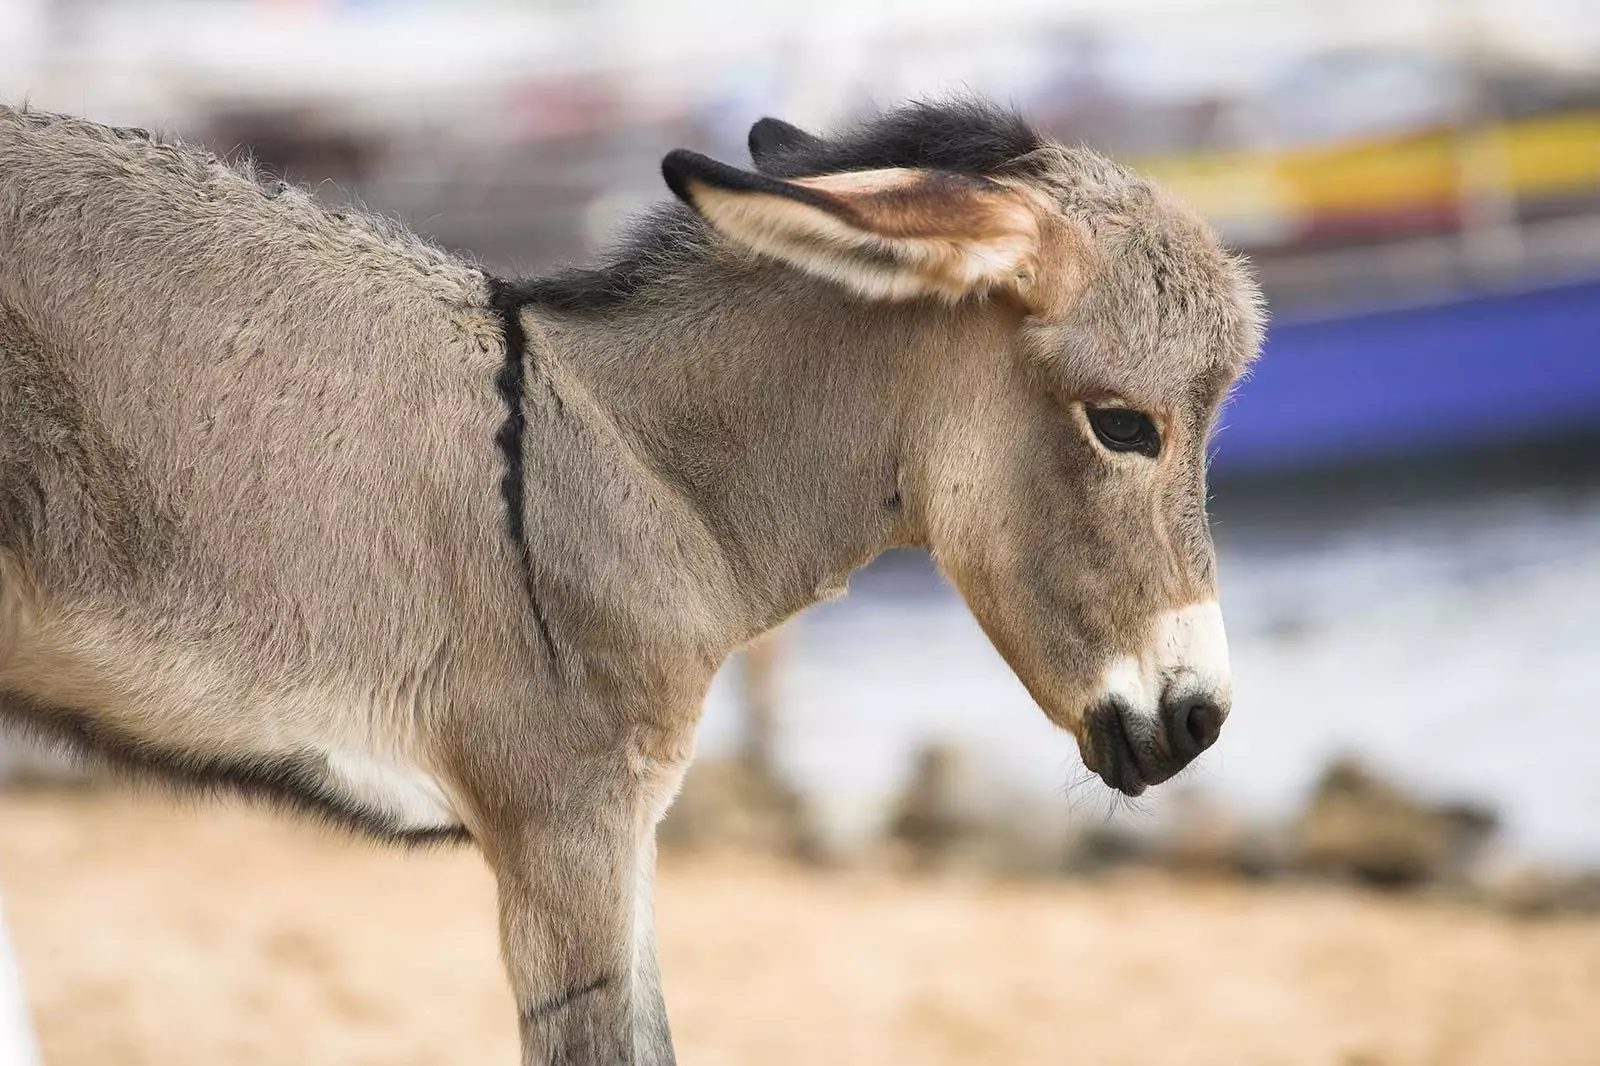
top-left (0, 99), bottom-right (1262, 1063)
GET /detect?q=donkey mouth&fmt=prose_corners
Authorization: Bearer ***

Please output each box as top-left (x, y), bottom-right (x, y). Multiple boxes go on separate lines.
top-left (1084, 700), bottom-right (1154, 797)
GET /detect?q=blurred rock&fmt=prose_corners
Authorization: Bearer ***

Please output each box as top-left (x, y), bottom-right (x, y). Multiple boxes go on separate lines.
top-left (1481, 866), bottom-right (1600, 917)
top-left (657, 757), bottom-right (810, 857)
top-left (888, 743), bottom-right (985, 869)
top-left (662, 746), bottom-right (1547, 903)
top-left (1291, 757), bottom-right (1500, 889)
top-left (887, 742), bottom-right (1100, 878)
top-left (1157, 792), bottom-right (1289, 879)
top-left (1057, 824), bottom-right (1155, 876)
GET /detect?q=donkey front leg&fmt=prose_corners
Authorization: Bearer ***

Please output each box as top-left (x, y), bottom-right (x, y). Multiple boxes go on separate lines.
top-left (628, 831), bottom-right (674, 1060)
top-left (484, 758), bottom-right (676, 1066)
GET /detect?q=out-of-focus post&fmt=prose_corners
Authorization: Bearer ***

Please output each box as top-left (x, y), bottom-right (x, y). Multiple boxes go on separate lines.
top-left (0, 890), bottom-right (37, 1066)
top-left (1449, 0), bottom-right (1525, 281)
top-left (738, 627), bottom-right (786, 786)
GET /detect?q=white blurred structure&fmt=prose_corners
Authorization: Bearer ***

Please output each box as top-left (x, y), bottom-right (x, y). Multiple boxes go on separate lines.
top-left (0, 893), bottom-right (36, 1066)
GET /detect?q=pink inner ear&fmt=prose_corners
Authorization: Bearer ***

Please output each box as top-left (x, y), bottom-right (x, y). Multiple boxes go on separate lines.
top-left (684, 161), bottom-right (1068, 309)
top-left (794, 168), bottom-right (927, 196)
top-left (795, 169), bottom-right (1038, 249)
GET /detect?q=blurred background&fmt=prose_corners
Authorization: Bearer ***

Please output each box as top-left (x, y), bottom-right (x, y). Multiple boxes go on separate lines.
top-left (2, 1), bottom-right (1600, 1064)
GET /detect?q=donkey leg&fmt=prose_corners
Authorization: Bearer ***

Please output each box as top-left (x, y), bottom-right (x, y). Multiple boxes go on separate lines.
top-left (485, 755), bottom-right (678, 1066)
top-left (492, 810), bottom-right (636, 1064)
top-left (629, 831), bottom-right (674, 1065)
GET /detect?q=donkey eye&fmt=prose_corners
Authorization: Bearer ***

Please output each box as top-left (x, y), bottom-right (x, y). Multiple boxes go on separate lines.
top-left (1086, 406), bottom-right (1161, 458)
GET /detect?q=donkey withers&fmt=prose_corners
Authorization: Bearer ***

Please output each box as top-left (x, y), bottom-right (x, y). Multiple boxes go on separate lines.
top-left (0, 100), bottom-right (1261, 1063)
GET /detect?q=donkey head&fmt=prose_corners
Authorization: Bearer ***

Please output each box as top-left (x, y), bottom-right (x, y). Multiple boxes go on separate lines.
top-left (662, 103), bottom-right (1263, 795)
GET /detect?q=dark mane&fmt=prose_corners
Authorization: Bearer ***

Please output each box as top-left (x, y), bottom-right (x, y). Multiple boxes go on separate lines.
top-left (752, 98), bottom-right (1046, 180)
top-left (498, 98), bottom-right (1047, 315)
top-left (497, 205), bottom-right (709, 314)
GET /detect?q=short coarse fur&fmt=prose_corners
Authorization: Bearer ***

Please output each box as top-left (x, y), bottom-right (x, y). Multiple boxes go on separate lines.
top-left (0, 96), bottom-right (1261, 1064)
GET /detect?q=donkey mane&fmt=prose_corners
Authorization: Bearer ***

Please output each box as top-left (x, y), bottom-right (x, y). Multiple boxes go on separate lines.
top-left (749, 97), bottom-right (1047, 179)
top-left (503, 98), bottom-right (1053, 315)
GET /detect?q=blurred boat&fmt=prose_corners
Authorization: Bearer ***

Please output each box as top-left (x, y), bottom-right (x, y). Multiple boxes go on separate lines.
top-left (1216, 275), bottom-right (1600, 472)
top-left (1146, 110), bottom-right (1600, 252)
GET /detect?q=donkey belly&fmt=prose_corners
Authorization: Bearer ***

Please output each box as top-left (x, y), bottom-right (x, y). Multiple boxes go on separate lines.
top-left (0, 604), bottom-right (465, 841)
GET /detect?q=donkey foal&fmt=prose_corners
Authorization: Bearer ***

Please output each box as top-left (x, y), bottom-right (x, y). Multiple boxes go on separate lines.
top-left (0, 100), bottom-right (1262, 1063)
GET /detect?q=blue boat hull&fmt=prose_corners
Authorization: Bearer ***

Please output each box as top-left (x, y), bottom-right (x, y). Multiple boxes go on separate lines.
top-left (1215, 278), bottom-right (1600, 472)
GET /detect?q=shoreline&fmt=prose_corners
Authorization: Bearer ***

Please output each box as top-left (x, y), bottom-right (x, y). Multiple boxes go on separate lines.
top-left (3, 792), bottom-right (1596, 1065)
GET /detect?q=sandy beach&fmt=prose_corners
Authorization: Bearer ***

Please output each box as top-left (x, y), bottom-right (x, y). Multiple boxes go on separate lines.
top-left (1, 791), bottom-right (1596, 1066)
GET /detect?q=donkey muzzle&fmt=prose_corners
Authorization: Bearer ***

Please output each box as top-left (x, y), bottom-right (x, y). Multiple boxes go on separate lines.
top-left (1081, 600), bottom-right (1232, 796)
top-left (1083, 692), bottom-right (1227, 796)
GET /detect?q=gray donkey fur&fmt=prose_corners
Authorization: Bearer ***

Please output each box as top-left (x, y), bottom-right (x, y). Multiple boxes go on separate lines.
top-left (0, 100), bottom-right (1261, 1063)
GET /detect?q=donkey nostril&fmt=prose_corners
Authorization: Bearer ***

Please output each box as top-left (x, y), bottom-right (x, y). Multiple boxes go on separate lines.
top-left (1187, 700), bottom-right (1223, 751)
top-left (1164, 696), bottom-right (1224, 762)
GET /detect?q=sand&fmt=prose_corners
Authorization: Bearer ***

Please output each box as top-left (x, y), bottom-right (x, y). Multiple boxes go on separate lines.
top-left (1, 792), bottom-right (1596, 1066)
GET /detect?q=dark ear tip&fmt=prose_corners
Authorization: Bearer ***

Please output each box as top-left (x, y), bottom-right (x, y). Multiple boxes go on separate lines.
top-left (747, 117), bottom-right (787, 155)
top-left (747, 116), bottom-right (819, 166)
top-left (662, 150), bottom-right (800, 207)
top-left (660, 149), bottom-right (708, 203)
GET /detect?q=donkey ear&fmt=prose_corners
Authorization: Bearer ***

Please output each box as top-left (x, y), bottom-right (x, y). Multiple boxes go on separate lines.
top-left (661, 149), bottom-right (1073, 311)
top-left (747, 117), bottom-right (821, 168)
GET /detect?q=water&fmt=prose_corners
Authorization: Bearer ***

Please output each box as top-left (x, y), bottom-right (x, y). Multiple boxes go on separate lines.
top-left (697, 477), bottom-right (1600, 865)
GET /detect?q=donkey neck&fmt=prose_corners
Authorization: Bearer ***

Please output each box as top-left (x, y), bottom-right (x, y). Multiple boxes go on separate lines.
top-left (517, 259), bottom-right (995, 652)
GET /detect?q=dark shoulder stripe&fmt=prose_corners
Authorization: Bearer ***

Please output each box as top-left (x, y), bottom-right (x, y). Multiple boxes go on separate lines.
top-left (484, 278), bottom-right (561, 670)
